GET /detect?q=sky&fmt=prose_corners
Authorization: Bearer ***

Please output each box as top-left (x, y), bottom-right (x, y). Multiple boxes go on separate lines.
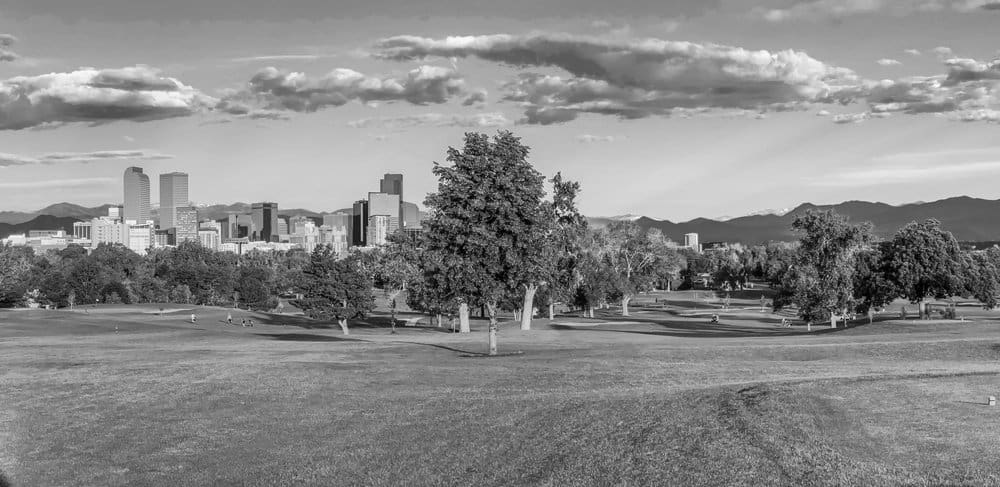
top-left (1, 0), bottom-right (999, 221)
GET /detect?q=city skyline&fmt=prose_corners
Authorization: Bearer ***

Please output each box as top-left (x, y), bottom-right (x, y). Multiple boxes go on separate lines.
top-left (1, 1), bottom-right (999, 220)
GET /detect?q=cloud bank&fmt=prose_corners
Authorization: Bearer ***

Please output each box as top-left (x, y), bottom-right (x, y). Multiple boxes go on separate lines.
top-left (347, 112), bottom-right (510, 129)
top-left (0, 149), bottom-right (173, 167)
top-left (757, 0), bottom-right (1000, 22)
top-left (0, 65), bottom-right (215, 130)
top-left (375, 33), bottom-right (860, 124)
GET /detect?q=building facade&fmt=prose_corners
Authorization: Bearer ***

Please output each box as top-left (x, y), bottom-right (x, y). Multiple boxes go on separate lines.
top-left (352, 200), bottom-right (369, 247)
top-left (158, 172), bottom-right (189, 230)
top-left (123, 167), bottom-right (150, 224)
top-left (251, 202), bottom-right (279, 242)
top-left (175, 206), bottom-right (199, 243)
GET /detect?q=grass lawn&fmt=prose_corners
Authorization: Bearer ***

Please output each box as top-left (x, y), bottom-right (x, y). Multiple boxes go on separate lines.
top-left (2, 290), bottom-right (1000, 486)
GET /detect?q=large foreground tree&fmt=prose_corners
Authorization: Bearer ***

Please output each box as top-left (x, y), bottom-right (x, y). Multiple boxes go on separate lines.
top-left (883, 219), bottom-right (966, 318)
top-left (421, 131), bottom-right (548, 354)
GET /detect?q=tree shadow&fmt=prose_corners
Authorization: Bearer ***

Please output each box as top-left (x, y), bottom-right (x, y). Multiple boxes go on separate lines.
top-left (254, 333), bottom-right (365, 342)
top-left (550, 315), bottom-right (846, 338)
top-left (399, 341), bottom-right (491, 356)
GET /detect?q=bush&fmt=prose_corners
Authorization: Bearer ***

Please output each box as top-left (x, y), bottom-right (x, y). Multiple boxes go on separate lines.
top-left (0, 469), bottom-right (11, 487)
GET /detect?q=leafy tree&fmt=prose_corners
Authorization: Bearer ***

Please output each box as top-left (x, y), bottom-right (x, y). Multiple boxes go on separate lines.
top-left (541, 172), bottom-right (588, 321)
top-left (295, 245), bottom-right (374, 335)
top-left (237, 265), bottom-right (277, 311)
top-left (783, 210), bottom-right (873, 327)
top-left (574, 250), bottom-right (616, 317)
top-left (964, 250), bottom-right (999, 310)
top-left (0, 244), bottom-right (35, 307)
top-left (599, 221), bottom-right (673, 316)
top-left (852, 242), bottom-right (898, 321)
top-left (883, 219), bottom-right (966, 318)
top-left (406, 245), bottom-right (458, 328)
top-left (422, 131), bottom-right (549, 353)
top-left (375, 233), bottom-right (421, 332)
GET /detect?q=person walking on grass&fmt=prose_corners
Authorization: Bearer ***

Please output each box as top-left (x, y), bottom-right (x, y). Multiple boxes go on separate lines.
top-left (241, 318), bottom-right (246, 327)
top-left (227, 312), bottom-right (233, 325)
top-left (191, 313), bottom-right (197, 323)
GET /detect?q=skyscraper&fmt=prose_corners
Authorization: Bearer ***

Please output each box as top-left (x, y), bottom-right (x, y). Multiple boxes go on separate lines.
top-left (123, 167), bottom-right (150, 224)
top-left (175, 206), bottom-right (199, 243)
top-left (251, 202), bottom-right (279, 242)
top-left (379, 173), bottom-right (404, 228)
top-left (367, 192), bottom-right (400, 239)
top-left (352, 200), bottom-right (368, 247)
top-left (159, 172), bottom-right (189, 230)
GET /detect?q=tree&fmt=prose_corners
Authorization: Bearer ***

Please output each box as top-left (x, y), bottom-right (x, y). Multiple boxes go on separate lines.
top-left (375, 234), bottom-right (421, 332)
top-left (852, 242), bottom-right (898, 321)
top-left (0, 243), bottom-right (35, 307)
top-left (295, 245), bottom-right (374, 335)
top-left (574, 250), bottom-right (616, 318)
top-left (421, 131), bottom-right (549, 354)
top-left (599, 221), bottom-right (672, 316)
top-left (964, 249), bottom-right (999, 310)
top-left (883, 219), bottom-right (966, 318)
top-left (541, 172), bottom-right (588, 321)
top-left (783, 210), bottom-right (873, 327)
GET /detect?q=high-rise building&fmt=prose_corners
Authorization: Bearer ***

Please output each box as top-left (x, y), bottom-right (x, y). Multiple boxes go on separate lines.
top-left (123, 167), bottom-right (150, 224)
top-left (108, 206), bottom-right (123, 222)
top-left (158, 172), bottom-right (189, 230)
top-left (379, 173), bottom-right (404, 229)
top-left (402, 202), bottom-right (420, 229)
top-left (175, 206), bottom-right (199, 243)
top-left (367, 192), bottom-right (400, 239)
top-left (128, 222), bottom-right (154, 255)
top-left (251, 202), bottom-right (279, 242)
top-left (352, 200), bottom-right (368, 247)
top-left (366, 215), bottom-right (392, 246)
top-left (277, 217), bottom-right (289, 236)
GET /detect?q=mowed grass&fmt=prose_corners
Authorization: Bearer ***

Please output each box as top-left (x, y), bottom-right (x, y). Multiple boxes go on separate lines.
top-left (2, 292), bottom-right (1000, 486)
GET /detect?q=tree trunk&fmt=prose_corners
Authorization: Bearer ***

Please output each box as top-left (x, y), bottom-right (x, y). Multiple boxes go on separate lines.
top-left (521, 284), bottom-right (537, 331)
top-left (548, 302), bottom-right (555, 320)
top-left (459, 302), bottom-right (470, 333)
top-left (390, 309), bottom-right (397, 334)
top-left (918, 300), bottom-right (926, 320)
top-left (338, 318), bottom-right (349, 335)
top-left (588, 307), bottom-right (595, 318)
top-left (621, 295), bottom-right (632, 317)
top-left (830, 314), bottom-right (837, 328)
top-left (436, 314), bottom-right (442, 328)
top-left (807, 321), bottom-right (812, 332)
top-left (486, 303), bottom-right (498, 356)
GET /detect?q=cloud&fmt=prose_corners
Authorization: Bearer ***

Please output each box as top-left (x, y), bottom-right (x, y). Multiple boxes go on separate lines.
top-left (347, 112), bottom-right (510, 129)
top-left (832, 112), bottom-right (872, 124)
top-left (756, 0), bottom-right (1000, 22)
top-left (230, 54), bottom-right (327, 63)
top-left (375, 33), bottom-right (860, 124)
top-left (0, 149), bottom-right (173, 167)
top-left (812, 160), bottom-right (1000, 187)
top-left (122, 135), bottom-right (135, 142)
top-left (932, 46), bottom-right (954, 58)
top-left (859, 57), bottom-right (1000, 122)
top-left (877, 58), bottom-right (902, 66)
top-left (0, 177), bottom-right (118, 190)
top-left (0, 65), bottom-right (215, 130)
top-left (904, 49), bottom-right (922, 56)
top-left (462, 89), bottom-right (487, 106)
top-left (0, 34), bottom-right (17, 62)
top-left (221, 65), bottom-right (466, 114)
top-left (816, 109), bottom-right (831, 116)
top-left (575, 134), bottom-right (624, 143)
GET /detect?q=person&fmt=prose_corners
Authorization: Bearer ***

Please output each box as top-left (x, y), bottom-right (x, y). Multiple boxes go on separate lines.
top-left (241, 318), bottom-right (246, 327)
top-left (781, 318), bottom-right (788, 327)
top-left (248, 318), bottom-right (254, 327)
top-left (710, 314), bottom-right (719, 324)
top-left (191, 313), bottom-right (197, 323)
top-left (227, 312), bottom-right (233, 325)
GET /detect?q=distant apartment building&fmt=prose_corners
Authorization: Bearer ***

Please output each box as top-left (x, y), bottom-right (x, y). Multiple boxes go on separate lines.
top-left (123, 167), bottom-right (150, 224)
top-left (251, 202), bottom-right (279, 242)
top-left (277, 217), bottom-right (289, 236)
top-left (158, 172), bottom-right (189, 230)
top-left (352, 200), bottom-right (369, 247)
top-left (402, 201), bottom-right (420, 229)
top-left (175, 206), bottom-right (199, 243)
top-left (290, 219), bottom-right (319, 253)
top-left (198, 229), bottom-right (220, 250)
top-left (72, 221), bottom-right (92, 240)
top-left (366, 215), bottom-right (393, 246)
top-left (380, 173), bottom-right (404, 228)
top-left (684, 233), bottom-right (700, 252)
top-left (367, 192), bottom-right (400, 239)
top-left (128, 222), bottom-right (154, 255)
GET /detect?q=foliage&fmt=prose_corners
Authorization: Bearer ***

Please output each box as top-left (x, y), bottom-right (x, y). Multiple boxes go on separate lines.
top-left (295, 245), bottom-right (375, 324)
top-left (883, 219), bottom-right (966, 303)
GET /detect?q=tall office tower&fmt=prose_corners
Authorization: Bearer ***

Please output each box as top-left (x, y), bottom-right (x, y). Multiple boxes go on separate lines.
top-left (379, 173), bottom-right (404, 229)
top-left (251, 202), bottom-right (279, 242)
top-left (366, 215), bottom-right (392, 246)
top-left (175, 206), bottom-right (199, 243)
top-left (352, 200), bottom-right (369, 246)
top-left (108, 206), bottom-right (123, 222)
top-left (123, 167), bottom-right (150, 224)
top-left (367, 192), bottom-right (401, 237)
top-left (402, 202), bottom-right (420, 229)
top-left (158, 172), bottom-right (189, 230)
top-left (277, 217), bottom-right (289, 236)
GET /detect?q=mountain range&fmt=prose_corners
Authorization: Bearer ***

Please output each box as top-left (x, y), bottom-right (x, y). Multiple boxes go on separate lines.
top-left (4, 197), bottom-right (1000, 243)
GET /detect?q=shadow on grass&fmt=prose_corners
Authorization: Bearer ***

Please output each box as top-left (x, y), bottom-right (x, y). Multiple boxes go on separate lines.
top-left (400, 341), bottom-right (490, 356)
top-left (549, 316), bottom-right (848, 338)
top-left (254, 333), bottom-right (365, 342)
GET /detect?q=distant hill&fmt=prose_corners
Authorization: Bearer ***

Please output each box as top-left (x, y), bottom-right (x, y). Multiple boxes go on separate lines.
top-left (629, 196), bottom-right (1000, 244)
top-left (0, 202), bottom-right (114, 224)
top-left (0, 215), bottom-right (81, 238)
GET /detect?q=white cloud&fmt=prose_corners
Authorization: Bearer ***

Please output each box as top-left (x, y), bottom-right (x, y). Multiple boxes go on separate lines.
top-left (832, 112), bottom-right (872, 124)
top-left (575, 134), bottom-right (624, 143)
top-left (0, 65), bottom-right (215, 130)
top-left (812, 160), bottom-right (1000, 187)
top-left (347, 112), bottom-right (510, 129)
top-left (220, 64), bottom-right (466, 114)
top-left (757, 0), bottom-right (1000, 22)
top-left (877, 58), bottom-right (902, 66)
top-left (375, 33), bottom-right (860, 124)
top-left (904, 49), bottom-right (922, 56)
top-left (0, 149), bottom-right (173, 167)
top-left (0, 177), bottom-right (117, 189)
top-left (0, 34), bottom-right (17, 62)
top-left (932, 46), bottom-right (954, 58)
top-left (230, 54), bottom-right (327, 63)
top-left (816, 109), bottom-right (831, 116)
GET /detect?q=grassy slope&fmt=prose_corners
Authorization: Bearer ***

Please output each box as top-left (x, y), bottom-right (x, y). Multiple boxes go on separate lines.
top-left (2, 294), bottom-right (1000, 486)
